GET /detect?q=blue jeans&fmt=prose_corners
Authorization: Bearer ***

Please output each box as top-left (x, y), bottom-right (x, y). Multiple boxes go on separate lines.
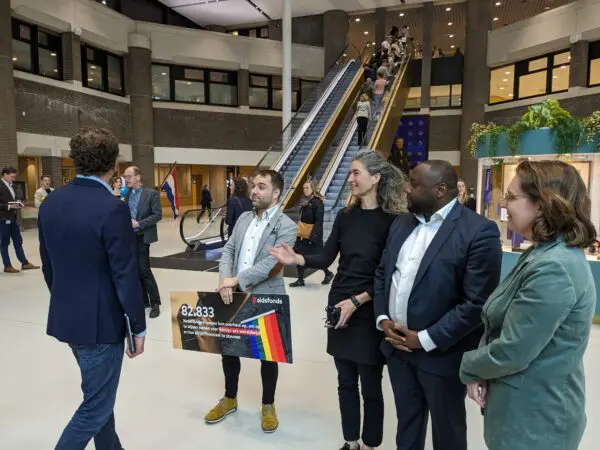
top-left (0, 219), bottom-right (29, 268)
top-left (373, 94), bottom-right (384, 116)
top-left (55, 343), bottom-right (125, 450)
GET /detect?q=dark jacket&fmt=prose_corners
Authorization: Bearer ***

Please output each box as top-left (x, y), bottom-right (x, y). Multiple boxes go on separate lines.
top-left (298, 196), bottom-right (325, 246)
top-left (125, 187), bottom-right (162, 245)
top-left (39, 177), bottom-right (146, 345)
top-left (0, 180), bottom-right (18, 221)
top-left (201, 188), bottom-right (212, 207)
top-left (374, 202), bottom-right (502, 376)
top-left (225, 195), bottom-right (252, 232)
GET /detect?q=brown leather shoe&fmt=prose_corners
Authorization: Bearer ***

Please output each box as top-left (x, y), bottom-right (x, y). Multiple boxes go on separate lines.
top-left (4, 267), bottom-right (20, 273)
top-left (21, 263), bottom-right (40, 270)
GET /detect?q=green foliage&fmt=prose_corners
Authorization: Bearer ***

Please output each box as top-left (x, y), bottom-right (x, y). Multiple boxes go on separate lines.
top-left (472, 99), bottom-right (599, 157)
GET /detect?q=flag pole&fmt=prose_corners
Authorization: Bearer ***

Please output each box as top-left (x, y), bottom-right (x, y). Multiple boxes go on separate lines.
top-left (158, 161), bottom-right (177, 191)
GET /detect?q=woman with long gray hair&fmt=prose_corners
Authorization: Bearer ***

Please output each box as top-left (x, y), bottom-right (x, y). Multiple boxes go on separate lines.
top-left (270, 150), bottom-right (407, 450)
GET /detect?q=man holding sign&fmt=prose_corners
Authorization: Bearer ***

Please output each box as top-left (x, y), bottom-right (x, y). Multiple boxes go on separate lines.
top-left (207, 169), bottom-right (296, 433)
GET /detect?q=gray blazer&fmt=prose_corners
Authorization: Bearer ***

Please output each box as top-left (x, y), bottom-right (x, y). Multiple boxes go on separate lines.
top-left (219, 209), bottom-right (296, 294)
top-left (126, 188), bottom-right (162, 245)
top-left (460, 238), bottom-right (595, 450)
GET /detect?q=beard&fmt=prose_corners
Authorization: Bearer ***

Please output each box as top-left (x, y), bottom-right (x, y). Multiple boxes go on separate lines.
top-left (252, 196), bottom-right (273, 210)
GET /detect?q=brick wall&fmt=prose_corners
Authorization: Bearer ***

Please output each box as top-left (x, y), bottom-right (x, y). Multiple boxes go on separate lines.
top-left (14, 79), bottom-right (132, 143)
top-left (153, 109), bottom-right (282, 151)
top-left (485, 93), bottom-right (600, 125)
top-left (429, 115), bottom-right (462, 155)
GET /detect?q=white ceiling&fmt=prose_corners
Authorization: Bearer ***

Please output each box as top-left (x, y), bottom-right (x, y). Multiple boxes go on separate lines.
top-left (158, 0), bottom-right (431, 27)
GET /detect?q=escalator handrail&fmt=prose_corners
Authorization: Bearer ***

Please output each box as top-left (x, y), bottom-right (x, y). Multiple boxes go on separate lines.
top-left (179, 205), bottom-right (227, 247)
top-left (318, 114), bottom-right (358, 195)
top-left (254, 43), bottom-right (350, 170)
top-left (271, 59), bottom-right (354, 172)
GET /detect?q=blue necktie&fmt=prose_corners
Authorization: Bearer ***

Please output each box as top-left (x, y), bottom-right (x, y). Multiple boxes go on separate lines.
top-left (130, 190), bottom-right (140, 220)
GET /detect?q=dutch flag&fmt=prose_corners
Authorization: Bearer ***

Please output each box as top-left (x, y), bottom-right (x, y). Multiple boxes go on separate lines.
top-left (162, 165), bottom-right (179, 219)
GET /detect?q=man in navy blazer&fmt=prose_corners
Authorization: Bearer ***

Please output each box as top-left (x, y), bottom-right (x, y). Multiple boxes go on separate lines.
top-left (39, 127), bottom-right (146, 450)
top-left (374, 161), bottom-right (501, 450)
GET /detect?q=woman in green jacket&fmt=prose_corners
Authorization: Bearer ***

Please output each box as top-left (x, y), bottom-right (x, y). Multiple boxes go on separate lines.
top-left (460, 160), bottom-right (596, 450)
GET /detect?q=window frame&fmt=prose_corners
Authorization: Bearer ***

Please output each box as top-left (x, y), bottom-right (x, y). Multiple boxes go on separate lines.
top-left (81, 44), bottom-right (125, 96)
top-left (588, 41), bottom-right (600, 87)
top-left (489, 49), bottom-right (571, 105)
top-left (152, 64), bottom-right (239, 107)
top-left (430, 84), bottom-right (463, 110)
top-left (11, 18), bottom-right (63, 80)
top-left (229, 26), bottom-right (269, 39)
top-left (249, 73), bottom-right (304, 111)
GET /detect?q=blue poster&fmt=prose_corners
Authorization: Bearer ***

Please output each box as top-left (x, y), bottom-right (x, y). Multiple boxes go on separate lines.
top-left (389, 115), bottom-right (429, 174)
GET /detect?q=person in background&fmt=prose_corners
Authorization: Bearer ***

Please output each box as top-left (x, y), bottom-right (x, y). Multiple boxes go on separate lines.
top-left (39, 127), bottom-right (146, 449)
top-left (123, 166), bottom-right (163, 319)
top-left (197, 184), bottom-right (213, 223)
top-left (112, 177), bottom-right (124, 198)
top-left (457, 179), bottom-right (476, 211)
top-left (270, 151), bottom-right (407, 450)
top-left (460, 160), bottom-right (596, 450)
top-left (373, 73), bottom-right (388, 118)
top-left (356, 94), bottom-right (372, 147)
top-left (360, 77), bottom-right (374, 101)
top-left (376, 60), bottom-right (390, 81)
top-left (363, 63), bottom-right (376, 83)
top-left (206, 170), bottom-right (296, 433)
top-left (34, 175), bottom-right (54, 208)
top-left (388, 137), bottom-right (411, 175)
top-left (289, 180), bottom-right (334, 288)
top-left (374, 160), bottom-right (502, 450)
top-left (225, 177), bottom-right (252, 237)
top-left (0, 167), bottom-right (39, 273)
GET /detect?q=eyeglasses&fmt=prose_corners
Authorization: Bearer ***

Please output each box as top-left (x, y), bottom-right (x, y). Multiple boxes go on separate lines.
top-left (503, 192), bottom-right (528, 202)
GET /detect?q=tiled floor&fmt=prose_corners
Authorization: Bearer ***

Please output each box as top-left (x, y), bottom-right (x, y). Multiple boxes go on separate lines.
top-left (1, 220), bottom-right (599, 449)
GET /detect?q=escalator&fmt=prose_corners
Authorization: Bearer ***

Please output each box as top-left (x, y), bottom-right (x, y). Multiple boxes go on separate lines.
top-left (318, 51), bottom-right (413, 239)
top-left (179, 48), bottom-right (364, 251)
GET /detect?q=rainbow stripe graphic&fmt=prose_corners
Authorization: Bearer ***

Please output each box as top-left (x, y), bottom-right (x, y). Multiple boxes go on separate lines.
top-left (241, 310), bottom-right (287, 363)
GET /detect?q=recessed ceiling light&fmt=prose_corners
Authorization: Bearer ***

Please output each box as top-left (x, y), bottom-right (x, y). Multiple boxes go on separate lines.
top-left (91, 65), bottom-right (96, 69)
top-left (355, 18), bottom-right (361, 22)
top-left (400, 13), bottom-right (405, 17)
top-left (509, 93), bottom-right (514, 97)
top-left (161, 72), bottom-right (167, 76)
top-left (372, 42), bottom-right (376, 45)
top-left (505, 71), bottom-right (511, 75)
top-left (500, 87), bottom-right (505, 90)
top-left (343, 53), bottom-right (347, 57)
top-left (372, 53), bottom-right (376, 56)
top-left (493, 17), bottom-right (499, 21)
top-left (102, 0), bottom-right (107, 4)
top-left (448, 22), bottom-right (453, 26)
top-left (364, 31), bottom-right (369, 35)
top-left (12, 57), bottom-right (17, 61)
top-left (54, 69), bottom-right (58, 72)
top-left (88, 78), bottom-right (93, 81)
top-left (449, 34), bottom-right (454, 38)
top-left (561, 65), bottom-right (567, 69)
top-left (187, 82), bottom-right (192, 85)
top-left (553, 75), bottom-right (559, 79)
top-left (568, 56), bottom-right (571, 60)
top-left (503, 78), bottom-right (508, 82)
top-left (496, 1), bottom-right (501, 5)
top-left (451, 45), bottom-right (455, 49)
top-left (51, 52), bottom-right (56, 57)
top-left (446, 7), bottom-right (451, 12)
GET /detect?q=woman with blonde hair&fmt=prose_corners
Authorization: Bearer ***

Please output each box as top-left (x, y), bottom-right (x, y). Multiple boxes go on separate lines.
top-left (290, 178), bottom-right (334, 287)
top-left (457, 178), bottom-right (476, 211)
top-left (271, 150), bottom-right (406, 450)
top-left (356, 93), bottom-right (371, 147)
top-left (460, 160), bottom-right (596, 450)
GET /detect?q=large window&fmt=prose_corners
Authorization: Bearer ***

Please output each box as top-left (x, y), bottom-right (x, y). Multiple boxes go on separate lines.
top-left (81, 44), bottom-right (124, 95)
top-left (151, 64), bottom-right (238, 106)
top-left (405, 87), bottom-right (422, 110)
top-left (489, 50), bottom-right (570, 105)
top-left (249, 74), bottom-right (315, 111)
top-left (430, 84), bottom-right (462, 109)
top-left (11, 18), bottom-right (62, 79)
top-left (589, 41), bottom-right (600, 86)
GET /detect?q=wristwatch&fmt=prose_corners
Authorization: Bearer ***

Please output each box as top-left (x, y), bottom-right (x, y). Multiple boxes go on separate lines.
top-left (350, 295), bottom-right (361, 309)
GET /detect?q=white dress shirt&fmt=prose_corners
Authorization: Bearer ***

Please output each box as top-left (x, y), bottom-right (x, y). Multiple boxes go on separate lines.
top-left (376, 199), bottom-right (458, 352)
top-left (237, 205), bottom-right (279, 276)
top-left (2, 178), bottom-right (15, 203)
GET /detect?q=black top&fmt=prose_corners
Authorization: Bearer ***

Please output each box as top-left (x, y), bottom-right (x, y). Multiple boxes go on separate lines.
top-left (201, 188), bottom-right (212, 206)
top-left (304, 206), bottom-right (396, 365)
top-left (225, 195), bottom-right (253, 230)
top-left (299, 196), bottom-right (325, 246)
top-left (464, 197), bottom-right (476, 211)
top-left (0, 181), bottom-right (17, 220)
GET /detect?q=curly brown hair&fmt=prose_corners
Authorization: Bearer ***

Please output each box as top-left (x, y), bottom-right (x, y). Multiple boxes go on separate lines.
top-left (69, 128), bottom-right (119, 176)
top-left (516, 160), bottom-right (596, 248)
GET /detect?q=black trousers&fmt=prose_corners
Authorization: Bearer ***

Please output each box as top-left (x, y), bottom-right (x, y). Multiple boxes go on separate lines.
top-left (296, 265), bottom-right (331, 281)
top-left (136, 235), bottom-right (161, 307)
top-left (387, 355), bottom-right (467, 450)
top-left (357, 117), bottom-right (369, 147)
top-left (334, 357), bottom-right (384, 448)
top-left (222, 355), bottom-right (278, 405)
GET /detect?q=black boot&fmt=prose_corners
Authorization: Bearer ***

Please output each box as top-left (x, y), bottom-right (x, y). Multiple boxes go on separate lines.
top-left (289, 279), bottom-right (305, 287)
top-left (322, 270), bottom-right (334, 285)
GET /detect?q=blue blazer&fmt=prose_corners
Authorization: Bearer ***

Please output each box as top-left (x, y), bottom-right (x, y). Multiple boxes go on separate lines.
top-left (39, 177), bottom-right (146, 345)
top-left (374, 202), bottom-right (502, 376)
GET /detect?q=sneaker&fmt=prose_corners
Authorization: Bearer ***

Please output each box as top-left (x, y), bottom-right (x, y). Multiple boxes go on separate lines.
top-left (205, 397), bottom-right (237, 424)
top-left (340, 443), bottom-right (360, 450)
top-left (322, 271), bottom-right (334, 285)
top-left (261, 404), bottom-right (279, 433)
top-left (289, 279), bottom-right (305, 288)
